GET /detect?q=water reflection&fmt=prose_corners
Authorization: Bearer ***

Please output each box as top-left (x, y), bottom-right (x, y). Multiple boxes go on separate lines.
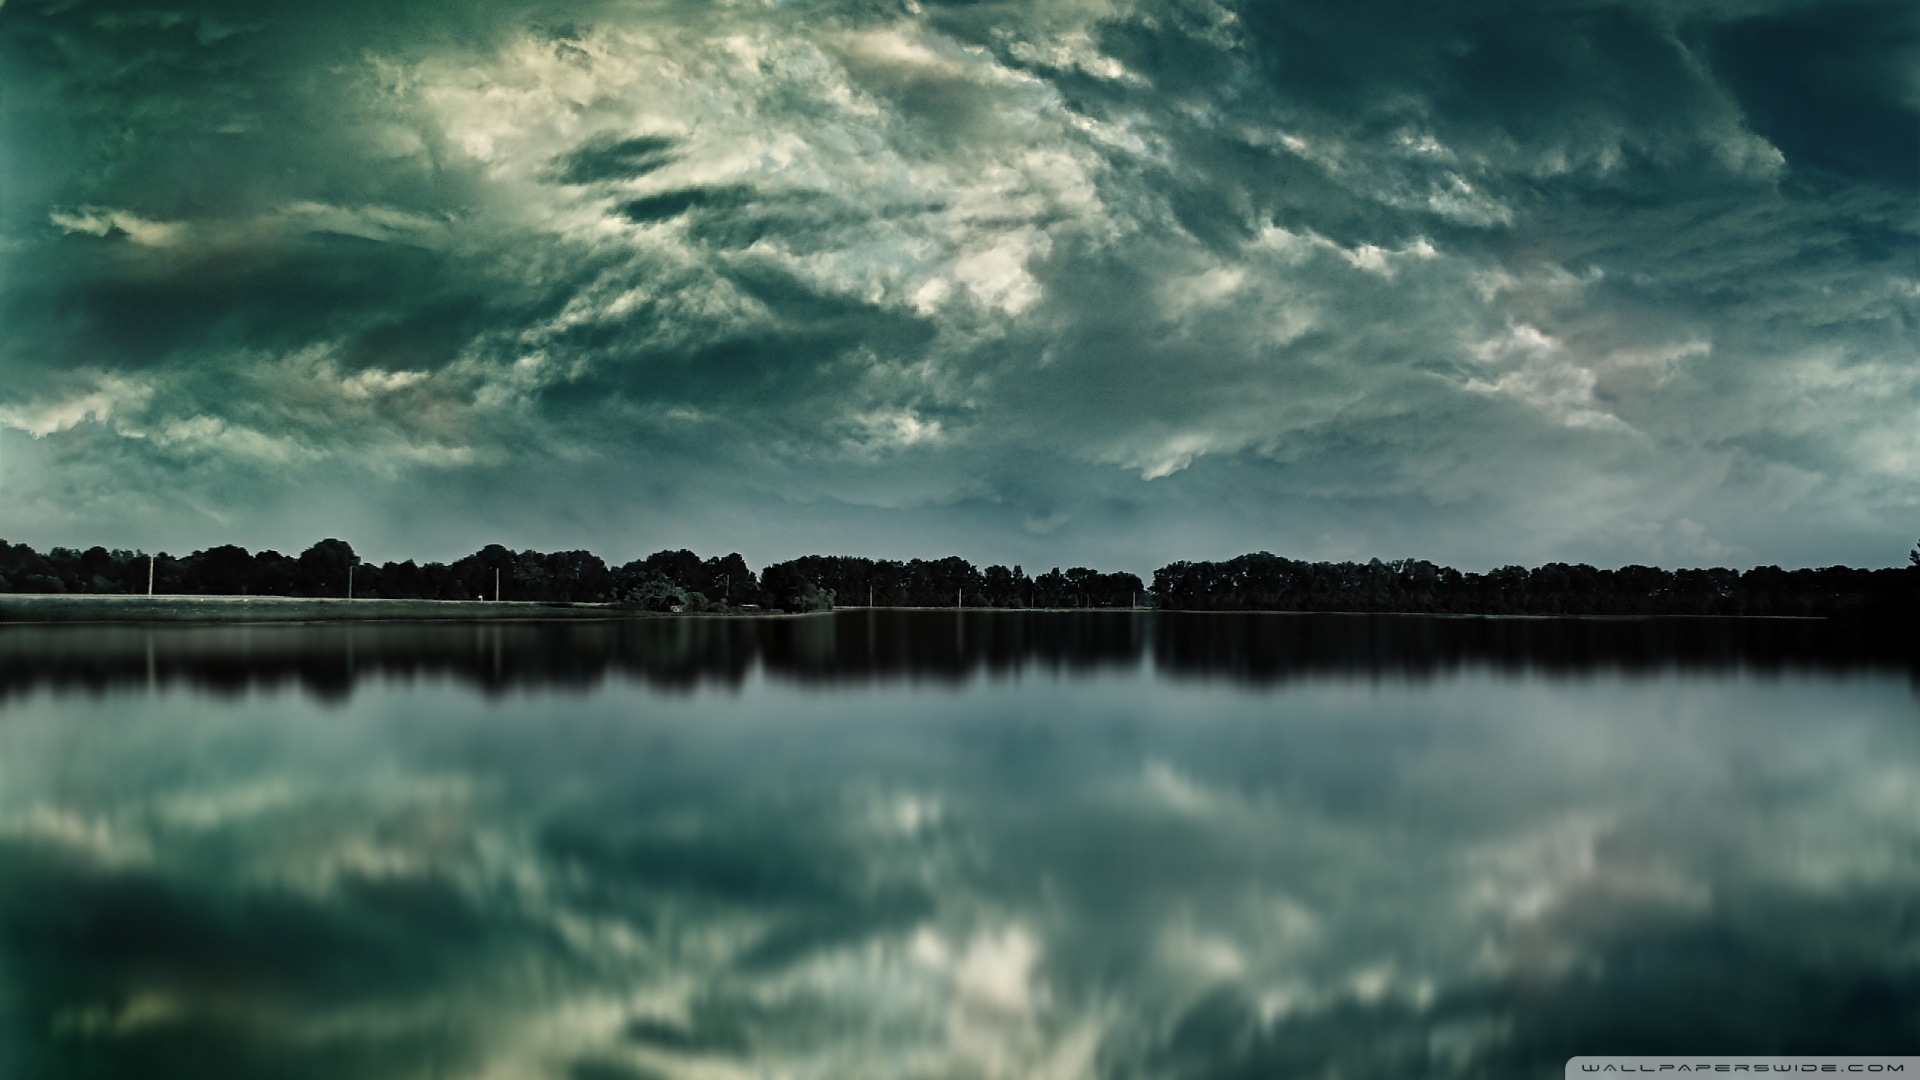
top-left (0, 611), bottom-right (1909, 701)
top-left (0, 615), bottom-right (1914, 1079)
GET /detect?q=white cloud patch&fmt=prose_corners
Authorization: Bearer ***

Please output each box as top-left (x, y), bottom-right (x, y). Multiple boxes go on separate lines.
top-left (49, 202), bottom-right (443, 252)
top-left (281, 202), bottom-right (447, 243)
top-left (50, 207), bottom-right (186, 246)
top-left (154, 415), bottom-right (312, 464)
top-left (392, 15), bottom-right (1113, 337)
top-left (1464, 324), bottom-right (1636, 434)
top-left (850, 407), bottom-right (945, 451)
top-left (0, 375), bottom-right (154, 438)
top-left (1114, 432), bottom-right (1234, 481)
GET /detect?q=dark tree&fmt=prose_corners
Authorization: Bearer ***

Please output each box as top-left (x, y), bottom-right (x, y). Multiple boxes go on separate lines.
top-left (759, 562), bottom-right (834, 612)
top-left (297, 539), bottom-right (359, 597)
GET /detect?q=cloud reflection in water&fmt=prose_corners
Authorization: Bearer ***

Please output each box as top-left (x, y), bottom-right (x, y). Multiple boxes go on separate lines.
top-left (0, 613), bottom-right (1914, 1078)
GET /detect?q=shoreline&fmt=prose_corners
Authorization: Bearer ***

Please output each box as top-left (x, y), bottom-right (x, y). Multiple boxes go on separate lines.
top-left (0, 594), bottom-right (627, 624)
top-left (845, 606), bottom-right (1826, 619)
top-left (0, 594), bottom-right (1837, 624)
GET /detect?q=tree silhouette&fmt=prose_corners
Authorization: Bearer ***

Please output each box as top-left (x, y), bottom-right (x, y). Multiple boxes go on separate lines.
top-left (1, 537), bottom-right (1915, 618)
top-left (298, 539), bottom-right (358, 596)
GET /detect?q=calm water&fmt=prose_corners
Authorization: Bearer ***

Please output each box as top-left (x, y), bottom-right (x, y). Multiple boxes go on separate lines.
top-left (0, 612), bottom-right (1914, 1079)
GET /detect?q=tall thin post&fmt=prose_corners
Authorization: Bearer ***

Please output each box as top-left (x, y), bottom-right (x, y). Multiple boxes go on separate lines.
top-left (494, 568), bottom-right (500, 602)
top-left (347, 563), bottom-right (354, 601)
top-left (147, 555), bottom-right (155, 596)
top-left (956, 588), bottom-right (961, 610)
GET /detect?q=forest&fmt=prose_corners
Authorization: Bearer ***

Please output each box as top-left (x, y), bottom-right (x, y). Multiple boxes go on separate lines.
top-left (0, 538), bottom-right (1914, 619)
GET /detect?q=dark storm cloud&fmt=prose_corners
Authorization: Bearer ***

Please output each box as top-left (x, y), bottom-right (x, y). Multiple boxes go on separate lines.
top-left (0, 0), bottom-right (1912, 567)
top-left (1705, 1), bottom-right (1920, 185)
top-left (551, 134), bottom-right (679, 186)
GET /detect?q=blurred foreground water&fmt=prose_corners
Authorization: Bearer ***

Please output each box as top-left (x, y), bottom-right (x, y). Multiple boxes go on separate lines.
top-left (0, 612), bottom-right (1914, 1079)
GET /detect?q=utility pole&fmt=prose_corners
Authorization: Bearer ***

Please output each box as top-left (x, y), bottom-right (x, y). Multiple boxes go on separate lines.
top-left (494, 568), bottom-right (501, 602)
top-left (956, 588), bottom-right (961, 610)
top-left (147, 555), bottom-right (155, 596)
top-left (347, 562), bottom-right (355, 600)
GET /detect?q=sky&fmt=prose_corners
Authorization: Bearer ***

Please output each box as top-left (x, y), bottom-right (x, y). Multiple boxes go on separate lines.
top-left (0, 0), bottom-right (1914, 573)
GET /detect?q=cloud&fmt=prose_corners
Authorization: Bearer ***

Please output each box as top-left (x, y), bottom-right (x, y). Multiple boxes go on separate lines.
top-left (49, 207), bottom-right (186, 246)
top-left (0, 375), bottom-right (153, 438)
top-left (0, 0), bottom-right (1911, 568)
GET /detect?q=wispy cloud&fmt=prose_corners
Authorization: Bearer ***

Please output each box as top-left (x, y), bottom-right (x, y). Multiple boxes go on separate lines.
top-left (0, 0), bottom-right (1911, 567)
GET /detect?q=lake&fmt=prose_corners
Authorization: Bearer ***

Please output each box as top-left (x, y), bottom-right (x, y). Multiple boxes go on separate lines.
top-left (0, 612), bottom-right (1914, 1079)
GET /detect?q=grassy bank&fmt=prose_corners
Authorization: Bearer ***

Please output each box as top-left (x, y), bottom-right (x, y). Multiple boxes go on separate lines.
top-left (0, 594), bottom-right (622, 623)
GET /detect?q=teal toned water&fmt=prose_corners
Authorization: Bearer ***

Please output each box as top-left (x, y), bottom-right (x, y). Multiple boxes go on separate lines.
top-left (0, 613), bottom-right (1914, 1078)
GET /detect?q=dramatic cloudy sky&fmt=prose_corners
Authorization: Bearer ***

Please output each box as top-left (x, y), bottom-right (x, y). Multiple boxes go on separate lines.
top-left (1, 0), bottom-right (1914, 570)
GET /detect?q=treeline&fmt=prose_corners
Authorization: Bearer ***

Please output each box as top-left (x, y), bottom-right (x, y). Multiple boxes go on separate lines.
top-left (1154, 553), bottom-right (1918, 618)
top-left (0, 540), bottom-right (1141, 613)
top-left (765, 556), bottom-right (1144, 610)
top-left (0, 540), bottom-right (752, 610)
top-left (0, 539), bottom-right (1914, 618)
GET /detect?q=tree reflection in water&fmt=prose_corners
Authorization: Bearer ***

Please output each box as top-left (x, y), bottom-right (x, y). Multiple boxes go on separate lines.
top-left (0, 611), bottom-right (1909, 702)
